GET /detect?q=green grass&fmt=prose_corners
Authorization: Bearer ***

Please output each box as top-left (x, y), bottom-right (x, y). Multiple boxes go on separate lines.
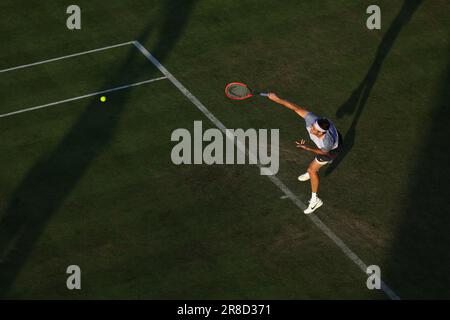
top-left (0, 0), bottom-right (449, 299)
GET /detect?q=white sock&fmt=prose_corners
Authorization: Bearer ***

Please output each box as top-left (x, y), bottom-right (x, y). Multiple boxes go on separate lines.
top-left (311, 192), bottom-right (317, 202)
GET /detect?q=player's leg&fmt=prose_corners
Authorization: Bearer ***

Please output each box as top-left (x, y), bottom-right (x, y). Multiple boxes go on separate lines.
top-left (298, 156), bottom-right (329, 182)
top-left (308, 159), bottom-right (324, 195)
top-left (304, 158), bottom-right (327, 214)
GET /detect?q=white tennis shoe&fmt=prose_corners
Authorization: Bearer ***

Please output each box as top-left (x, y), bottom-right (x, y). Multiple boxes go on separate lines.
top-left (304, 197), bottom-right (323, 214)
top-left (298, 172), bottom-right (310, 181)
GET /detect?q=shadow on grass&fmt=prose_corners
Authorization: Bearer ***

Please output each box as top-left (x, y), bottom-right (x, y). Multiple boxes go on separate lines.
top-left (325, 0), bottom-right (422, 176)
top-left (383, 59), bottom-right (450, 298)
top-left (0, 0), bottom-right (197, 297)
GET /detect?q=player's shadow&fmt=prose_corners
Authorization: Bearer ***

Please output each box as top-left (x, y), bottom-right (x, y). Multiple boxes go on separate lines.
top-left (325, 0), bottom-right (422, 176)
top-left (384, 58), bottom-right (450, 298)
top-left (0, 0), bottom-right (197, 297)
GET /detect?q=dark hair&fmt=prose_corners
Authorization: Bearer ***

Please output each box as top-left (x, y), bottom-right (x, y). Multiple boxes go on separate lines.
top-left (317, 118), bottom-right (330, 131)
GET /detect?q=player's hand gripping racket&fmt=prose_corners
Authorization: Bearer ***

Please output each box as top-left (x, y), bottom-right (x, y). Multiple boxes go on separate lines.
top-left (225, 82), bottom-right (268, 100)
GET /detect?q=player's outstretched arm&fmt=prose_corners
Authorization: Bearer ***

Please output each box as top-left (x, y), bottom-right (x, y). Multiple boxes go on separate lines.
top-left (296, 141), bottom-right (330, 156)
top-left (267, 93), bottom-right (309, 118)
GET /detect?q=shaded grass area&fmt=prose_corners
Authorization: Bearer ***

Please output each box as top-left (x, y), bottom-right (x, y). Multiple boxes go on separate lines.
top-left (0, 0), bottom-right (448, 298)
top-left (382, 60), bottom-right (450, 298)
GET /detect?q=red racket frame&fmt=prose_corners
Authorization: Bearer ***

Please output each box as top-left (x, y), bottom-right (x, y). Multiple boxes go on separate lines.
top-left (225, 82), bottom-right (254, 100)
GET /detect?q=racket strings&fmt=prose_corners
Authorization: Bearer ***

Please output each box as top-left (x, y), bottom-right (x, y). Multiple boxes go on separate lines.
top-left (226, 83), bottom-right (251, 99)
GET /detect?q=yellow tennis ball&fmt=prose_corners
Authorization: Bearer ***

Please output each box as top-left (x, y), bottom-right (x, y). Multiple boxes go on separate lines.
top-left (100, 96), bottom-right (106, 102)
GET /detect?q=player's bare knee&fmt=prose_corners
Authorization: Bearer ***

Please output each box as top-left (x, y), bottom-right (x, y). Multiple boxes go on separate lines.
top-left (307, 166), bottom-right (318, 175)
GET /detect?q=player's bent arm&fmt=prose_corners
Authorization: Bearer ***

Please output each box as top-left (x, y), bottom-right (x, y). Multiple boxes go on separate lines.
top-left (303, 146), bottom-right (330, 156)
top-left (267, 93), bottom-right (309, 118)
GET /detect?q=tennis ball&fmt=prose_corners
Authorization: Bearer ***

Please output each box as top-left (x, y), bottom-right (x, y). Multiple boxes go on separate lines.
top-left (100, 96), bottom-right (106, 102)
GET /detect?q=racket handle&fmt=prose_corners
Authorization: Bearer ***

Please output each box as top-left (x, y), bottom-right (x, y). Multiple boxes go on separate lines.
top-left (259, 92), bottom-right (269, 97)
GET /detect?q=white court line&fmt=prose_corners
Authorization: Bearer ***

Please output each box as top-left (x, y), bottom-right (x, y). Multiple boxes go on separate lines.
top-left (0, 77), bottom-right (167, 119)
top-left (133, 40), bottom-right (400, 300)
top-left (0, 41), bottom-right (134, 74)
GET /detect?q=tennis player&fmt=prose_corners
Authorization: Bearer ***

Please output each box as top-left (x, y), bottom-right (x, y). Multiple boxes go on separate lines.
top-left (267, 93), bottom-right (343, 214)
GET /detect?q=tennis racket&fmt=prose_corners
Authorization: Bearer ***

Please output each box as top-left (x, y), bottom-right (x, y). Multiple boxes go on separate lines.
top-left (225, 82), bottom-right (268, 100)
